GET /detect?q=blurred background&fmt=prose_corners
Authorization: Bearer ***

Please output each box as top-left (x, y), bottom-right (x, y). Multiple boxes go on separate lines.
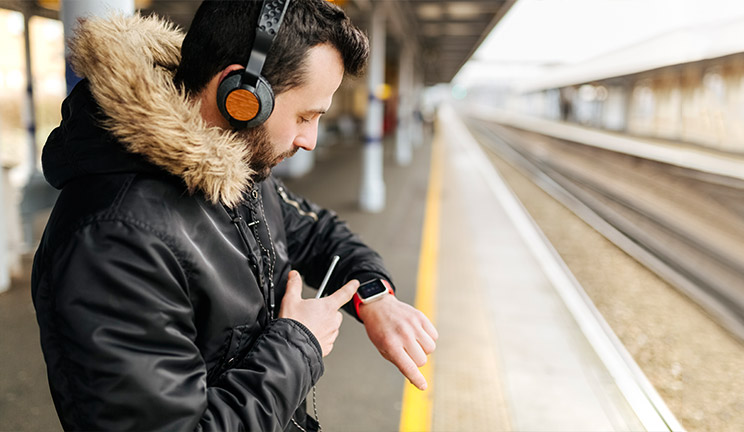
top-left (2, 0), bottom-right (744, 431)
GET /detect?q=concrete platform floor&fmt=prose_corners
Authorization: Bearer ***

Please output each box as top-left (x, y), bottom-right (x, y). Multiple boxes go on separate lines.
top-left (0, 253), bottom-right (60, 431)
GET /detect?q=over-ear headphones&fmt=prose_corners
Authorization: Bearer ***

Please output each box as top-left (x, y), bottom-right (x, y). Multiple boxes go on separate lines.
top-left (217, 0), bottom-right (291, 129)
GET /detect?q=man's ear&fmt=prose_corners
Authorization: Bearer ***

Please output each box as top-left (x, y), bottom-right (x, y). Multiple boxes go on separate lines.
top-left (218, 64), bottom-right (246, 83)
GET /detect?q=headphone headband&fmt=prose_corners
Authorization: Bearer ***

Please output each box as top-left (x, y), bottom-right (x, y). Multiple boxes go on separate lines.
top-left (243, 0), bottom-right (290, 87)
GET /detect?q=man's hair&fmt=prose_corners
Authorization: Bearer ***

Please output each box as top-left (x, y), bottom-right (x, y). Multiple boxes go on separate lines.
top-left (174, 0), bottom-right (369, 95)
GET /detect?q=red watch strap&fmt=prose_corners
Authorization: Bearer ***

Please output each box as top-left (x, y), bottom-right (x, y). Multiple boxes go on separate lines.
top-left (354, 285), bottom-right (394, 317)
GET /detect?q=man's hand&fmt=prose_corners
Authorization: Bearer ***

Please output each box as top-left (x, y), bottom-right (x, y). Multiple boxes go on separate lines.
top-left (358, 286), bottom-right (438, 391)
top-left (279, 270), bottom-right (359, 357)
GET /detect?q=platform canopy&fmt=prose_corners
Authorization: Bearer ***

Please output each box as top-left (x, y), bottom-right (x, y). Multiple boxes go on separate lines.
top-left (350, 0), bottom-right (516, 85)
top-left (2, 0), bottom-right (515, 85)
top-left (144, 0), bottom-right (515, 85)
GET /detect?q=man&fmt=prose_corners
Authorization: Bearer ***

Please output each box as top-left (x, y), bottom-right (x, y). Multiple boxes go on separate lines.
top-left (31, 1), bottom-right (437, 431)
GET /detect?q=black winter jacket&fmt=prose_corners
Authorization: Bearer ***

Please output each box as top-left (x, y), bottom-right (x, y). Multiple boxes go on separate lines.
top-left (31, 14), bottom-right (391, 431)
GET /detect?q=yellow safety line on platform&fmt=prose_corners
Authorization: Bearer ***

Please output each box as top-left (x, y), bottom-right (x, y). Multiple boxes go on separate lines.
top-left (399, 125), bottom-right (443, 432)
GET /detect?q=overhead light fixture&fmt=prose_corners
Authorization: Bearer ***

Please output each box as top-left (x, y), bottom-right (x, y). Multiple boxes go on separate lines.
top-left (446, 2), bottom-right (485, 20)
top-left (417, 4), bottom-right (443, 20)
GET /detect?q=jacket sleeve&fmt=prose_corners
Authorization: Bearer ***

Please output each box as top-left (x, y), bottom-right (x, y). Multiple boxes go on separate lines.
top-left (272, 178), bottom-right (394, 313)
top-left (37, 219), bottom-right (323, 432)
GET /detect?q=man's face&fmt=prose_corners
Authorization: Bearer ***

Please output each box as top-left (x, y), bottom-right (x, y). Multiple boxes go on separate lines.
top-left (243, 43), bottom-right (345, 181)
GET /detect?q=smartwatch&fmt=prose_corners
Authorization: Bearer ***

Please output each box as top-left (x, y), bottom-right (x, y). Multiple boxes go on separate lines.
top-left (353, 278), bottom-right (394, 316)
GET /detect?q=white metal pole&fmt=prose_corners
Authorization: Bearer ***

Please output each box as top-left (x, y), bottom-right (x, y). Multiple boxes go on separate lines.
top-left (412, 70), bottom-right (425, 148)
top-left (62, 0), bottom-right (135, 93)
top-left (16, 6), bottom-right (40, 252)
top-left (359, 3), bottom-right (386, 213)
top-left (395, 43), bottom-right (413, 166)
top-left (21, 11), bottom-right (37, 183)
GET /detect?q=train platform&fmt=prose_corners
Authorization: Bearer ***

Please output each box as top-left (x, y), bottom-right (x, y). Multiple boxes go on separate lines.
top-left (0, 105), bottom-right (686, 431)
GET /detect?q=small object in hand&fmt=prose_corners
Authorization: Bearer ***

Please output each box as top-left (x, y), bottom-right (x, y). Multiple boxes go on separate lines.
top-left (315, 255), bottom-right (340, 299)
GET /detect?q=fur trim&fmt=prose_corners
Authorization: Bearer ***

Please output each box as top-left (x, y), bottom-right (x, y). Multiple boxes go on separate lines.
top-left (68, 13), bottom-right (254, 207)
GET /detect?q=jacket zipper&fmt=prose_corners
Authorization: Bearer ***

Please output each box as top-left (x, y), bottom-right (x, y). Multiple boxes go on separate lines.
top-left (250, 189), bottom-right (277, 321)
top-left (226, 205), bottom-right (274, 321)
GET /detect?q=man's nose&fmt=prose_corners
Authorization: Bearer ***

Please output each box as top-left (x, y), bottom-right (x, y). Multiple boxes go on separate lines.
top-left (294, 128), bottom-right (318, 151)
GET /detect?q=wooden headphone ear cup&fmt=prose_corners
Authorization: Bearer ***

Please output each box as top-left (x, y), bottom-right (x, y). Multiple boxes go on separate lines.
top-left (216, 73), bottom-right (274, 129)
top-left (225, 89), bottom-right (260, 121)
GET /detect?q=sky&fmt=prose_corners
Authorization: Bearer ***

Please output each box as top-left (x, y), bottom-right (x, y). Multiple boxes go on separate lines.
top-left (454, 0), bottom-right (744, 87)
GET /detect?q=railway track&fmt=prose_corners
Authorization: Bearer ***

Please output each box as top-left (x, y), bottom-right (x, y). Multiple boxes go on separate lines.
top-left (464, 117), bottom-right (744, 342)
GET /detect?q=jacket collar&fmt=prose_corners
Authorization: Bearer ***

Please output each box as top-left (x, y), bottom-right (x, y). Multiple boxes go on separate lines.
top-left (67, 13), bottom-right (255, 207)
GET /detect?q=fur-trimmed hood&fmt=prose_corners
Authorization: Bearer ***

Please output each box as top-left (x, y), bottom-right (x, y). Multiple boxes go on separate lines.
top-left (42, 14), bottom-right (254, 207)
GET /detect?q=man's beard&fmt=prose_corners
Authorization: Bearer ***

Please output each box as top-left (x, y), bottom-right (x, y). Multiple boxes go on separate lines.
top-left (238, 125), bottom-right (299, 182)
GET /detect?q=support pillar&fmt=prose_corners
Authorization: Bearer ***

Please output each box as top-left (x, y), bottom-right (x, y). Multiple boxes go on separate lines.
top-left (412, 71), bottom-right (425, 148)
top-left (395, 43), bottom-right (413, 166)
top-left (20, 10), bottom-right (37, 186)
top-left (18, 5), bottom-right (42, 251)
top-left (359, 3), bottom-right (386, 213)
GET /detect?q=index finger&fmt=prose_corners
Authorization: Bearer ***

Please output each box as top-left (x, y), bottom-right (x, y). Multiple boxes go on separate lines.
top-left (326, 279), bottom-right (359, 309)
top-left (388, 347), bottom-right (428, 390)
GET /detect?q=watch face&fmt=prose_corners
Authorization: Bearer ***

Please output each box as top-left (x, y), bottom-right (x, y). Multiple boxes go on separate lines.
top-left (358, 279), bottom-right (387, 299)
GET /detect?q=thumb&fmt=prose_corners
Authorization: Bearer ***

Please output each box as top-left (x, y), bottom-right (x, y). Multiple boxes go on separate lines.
top-left (327, 279), bottom-right (360, 309)
top-left (284, 270), bottom-right (303, 300)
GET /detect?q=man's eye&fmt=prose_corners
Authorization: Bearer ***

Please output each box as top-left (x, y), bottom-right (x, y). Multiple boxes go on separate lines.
top-left (299, 117), bottom-right (311, 124)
